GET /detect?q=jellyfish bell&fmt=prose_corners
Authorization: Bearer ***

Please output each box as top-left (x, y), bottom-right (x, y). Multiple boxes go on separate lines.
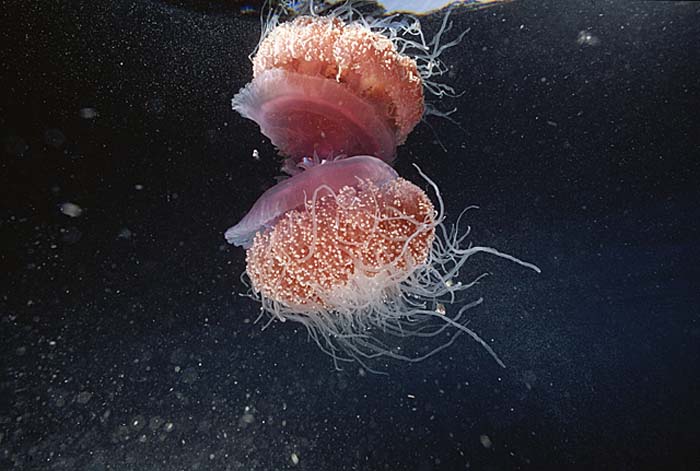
top-left (225, 155), bottom-right (540, 372)
top-left (224, 155), bottom-right (399, 248)
top-left (238, 157), bottom-right (435, 310)
top-left (233, 69), bottom-right (400, 165)
top-left (232, 14), bottom-right (424, 164)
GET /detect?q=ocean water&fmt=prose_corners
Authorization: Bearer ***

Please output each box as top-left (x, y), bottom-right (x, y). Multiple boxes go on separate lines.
top-left (1, 1), bottom-right (699, 470)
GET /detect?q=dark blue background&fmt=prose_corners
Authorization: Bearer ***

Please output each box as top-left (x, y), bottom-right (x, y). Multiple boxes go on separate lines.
top-left (2, 1), bottom-right (699, 470)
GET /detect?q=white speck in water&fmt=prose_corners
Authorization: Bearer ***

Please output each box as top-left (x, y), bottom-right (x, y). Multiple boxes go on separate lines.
top-left (577, 30), bottom-right (600, 46)
top-left (118, 228), bottom-right (132, 239)
top-left (60, 202), bottom-right (82, 218)
top-left (79, 107), bottom-right (99, 119)
top-left (291, 452), bottom-right (299, 466)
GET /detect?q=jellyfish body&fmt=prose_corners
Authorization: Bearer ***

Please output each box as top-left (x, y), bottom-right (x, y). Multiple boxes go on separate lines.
top-left (229, 156), bottom-right (538, 370)
top-left (232, 15), bottom-right (424, 164)
top-left (240, 157), bottom-right (434, 309)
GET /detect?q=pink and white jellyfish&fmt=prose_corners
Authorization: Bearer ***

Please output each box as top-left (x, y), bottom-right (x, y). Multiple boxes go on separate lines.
top-left (225, 3), bottom-right (539, 372)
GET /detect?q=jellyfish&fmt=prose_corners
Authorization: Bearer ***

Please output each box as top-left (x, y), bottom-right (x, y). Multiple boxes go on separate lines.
top-left (232, 14), bottom-right (421, 166)
top-left (225, 3), bottom-right (539, 372)
top-left (232, 2), bottom-right (465, 168)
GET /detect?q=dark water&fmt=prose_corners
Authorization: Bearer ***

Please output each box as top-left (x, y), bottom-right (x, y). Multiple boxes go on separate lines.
top-left (1, 1), bottom-right (699, 470)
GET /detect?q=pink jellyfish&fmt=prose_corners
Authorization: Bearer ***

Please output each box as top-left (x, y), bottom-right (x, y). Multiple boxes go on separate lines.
top-left (225, 6), bottom-right (539, 372)
top-left (231, 14), bottom-right (424, 165)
